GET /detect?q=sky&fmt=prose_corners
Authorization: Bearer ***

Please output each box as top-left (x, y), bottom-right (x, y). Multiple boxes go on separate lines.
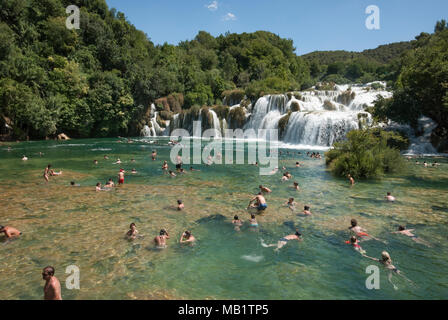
top-left (105, 0), bottom-right (448, 55)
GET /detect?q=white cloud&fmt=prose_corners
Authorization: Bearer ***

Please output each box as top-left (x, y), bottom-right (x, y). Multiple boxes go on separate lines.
top-left (206, 1), bottom-right (218, 11)
top-left (222, 12), bottom-right (236, 21)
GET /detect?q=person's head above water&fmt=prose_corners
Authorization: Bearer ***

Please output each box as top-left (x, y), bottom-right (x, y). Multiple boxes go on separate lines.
top-left (160, 229), bottom-right (167, 236)
top-left (398, 225), bottom-right (405, 231)
top-left (251, 214), bottom-right (255, 219)
top-left (184, 231), bottom-right (191, 238)
top-left (234, 215), bottom-right (239, 220)
top-left (381, 251), bottom-right (391, 262)
top-left (42, 266), bottom-right (55, 280)
top-left (304, 205), bottom-right (310, 211)
top-left (387, 192), bottom-right (391, 196)
top-left (177, 200), bottom-right (182, 205)
top-left (130, 223), bottom-right (136, 229)
top-left (350, 219), bottom-right (357, 227)
top-left (295, 230), bottom-right (302, 237)
top-left (293, 182), bottom-right (299, 186)
top-left (289, 197), bottom-right (294, 202)
top-left (70, 181), bottom-right (75, 186)
top-left (259, 185), bottom-right (263, 188)
top-left (96, 182), bottom-right (101, 187)
top-left (0, 225), bottom-right (4, 231)
top-left (350, 236), bottom-right (357, 243)
top-left (47, 164), bottom-right (52, 169)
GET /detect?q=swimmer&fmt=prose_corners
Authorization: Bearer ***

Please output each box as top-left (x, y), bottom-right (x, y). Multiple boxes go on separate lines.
top-left (259, 185), bottom-right (272, 193)
top-left (95, 183), bottom-right (102, 191)
top-left (349, 219), bottom-right (384, 243)
top-left (392, 225), bottom-right (431, 247)
top-left (232, 215), bottom-right (243, 230)
top-left (42, 266), bottom-right (62, 300)
top-left (126, 223), bottom-right (139, 240)
top-left (131, 158), bottom-right (136, 163)
top-left (104, 155), bottom-right (109, 160)
top-left (262, 230), bottom-right (302, 251)
top-left (285, 172), bottom-right (292, 179)
top-left (347, 174), bottom-right (355, 186)
top-left (0, 225), bottom-right (22, 239)
top-left (292, 182), bottom-right (300, 191)
top-left (162, 161), bottom-right (168, 172)
top-left (179, 231), bottom-right (195, 244)
top-left (115, 158), bottom-right (122, 164)
top-left (423, 162), bottom-right (428, 167)
top-left (154, 229), bottom-right (169, 248)
top-left (284, 198), bottom-right (297, 211)
top-left (118, 169), bottom-right (125, 184)
top-left (345, 236), bottom-right (366, 255)
top-left (22, 155), bottom-right (28, 161)
top-left (70, 181), bottom-right (80, 187)
top-left (364, 251), bottom-right (414, 289)
top-left (151, 150), bottom-right (157, 161)
top-left (249, 214), bottom-right (259, 227)
top-left (177, 200), bottom-right (184, 211)
top-left (301, 205), bottom-right (312, 216)
top-left (248, 192), bottom-right (267, 212)
top-left (131, 168), bottom-right (137, 174)
top-left (295, 162), bottom-right (301, 167)
top-left (93, 160), bottom-right (98, 165)
top-left (169, 170), bottom-right (176, 177)
top-left (385, 192), bottom-right (396, 202)
top-left (179, 168), bottom-right (186, 174)
top-left (189, 166), bottom-right (200, 172)
top-left (281, 173), bottom-right (289, 182)
top-left (105, 178), bottom-right (115, 187)
top-left (176, 155), bottom-right (183, 171)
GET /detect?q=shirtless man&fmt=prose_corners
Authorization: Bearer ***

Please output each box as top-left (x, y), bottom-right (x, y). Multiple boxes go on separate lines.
top-left (292, 182), bottom-right (300, 191)
top-left (151, 150), bottom-right (157, 161)
top-left (300, 205), bottom-right (311, 216)
top-left (284, 198), bottom-right (297, 211)
top-left (346, 236), bottom-right (366, 255)
top-left (384, 192), bottom-right (396, 202)
top-left (0, 225), bottom-right (22, 239)
top-left (392, 225), bottom-right (431, 246)
top-left (177, 200), bottom-right (184, 211)
top-left (262, 230), bottom-right (302, 251)
top-left (232, 215), bottom-right (243, 231)
top-left (295, 162), bottom-right (301, 167)
top-left (176, 155), bottom-right (183, 171)
top-left (42, 266), bottom-right (62, 300)
top-left (95, 183), bottom-right (102, 191)
top-left (259, 185), bottom-right (272, 193)
top-left (348, 174), bottom-right (355, 186)
top-left (348, 219), bottom-right (369, 238)
top-left (248, 192), bottom-right (267, 212)
top-left (105, 178), bottom-right (114, 188)
top-left (154, 229), bottom-right (169, 248)
top-left (126, 223), bottom-right (139, 240)
top-left (179, 231), bottom-right (195, 244)
top-left (162, 161), bottom-right (168, 173)
top-left (118, 169), bottom-right (125, 185)
top-left (22, 155), bottom-right (28, 161)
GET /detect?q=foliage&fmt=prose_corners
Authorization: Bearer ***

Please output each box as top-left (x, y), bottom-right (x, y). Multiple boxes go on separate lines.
top-left (325, 129), bottom-right (406, 179)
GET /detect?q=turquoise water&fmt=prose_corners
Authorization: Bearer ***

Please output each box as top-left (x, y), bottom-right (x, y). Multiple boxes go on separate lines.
top-left (0, 137), bottom-right (447, 299)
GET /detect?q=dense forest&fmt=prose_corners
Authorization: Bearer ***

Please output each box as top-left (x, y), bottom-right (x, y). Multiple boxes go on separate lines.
top-left (0, 0), bottom-right (447, 150)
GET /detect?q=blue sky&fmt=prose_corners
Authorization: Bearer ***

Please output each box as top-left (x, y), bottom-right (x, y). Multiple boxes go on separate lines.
top-left (105, 0), bottom-right (448, 54)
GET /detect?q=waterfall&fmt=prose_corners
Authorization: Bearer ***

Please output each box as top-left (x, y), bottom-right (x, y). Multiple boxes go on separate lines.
top-left (208, 109), bottom-right (222, 137)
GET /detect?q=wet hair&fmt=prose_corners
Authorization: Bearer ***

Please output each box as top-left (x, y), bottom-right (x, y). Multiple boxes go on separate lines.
top-left (398, 225), bottom-right (405, 231)
top-left (177, 200), bottom-right (182, 204)
top-left (184, 231), bottom-right (191, 237)
top-left (259, 185), bottom-right (263, 188)
top-left (258, 192), bottom-right (262, 195)
top-left (234, 215), bottom-right (238, 220)
top-left (295, 231), bottom-right (302, 237)
top-left (350, 219), bottom-right (357, 227)
top-left (350, 236), bottom-right (357, 243)
top-left (96, 182), bottom-right (101, 187)
top-left (289, 198), bottom-right (294, 202)
top-left (0, 225), bottom-right (4, 231)
top-left (109, 178), bottom-right (113, 181)
top-left (296, 162), bottom-right (299, 164)
top-left (251, 214), bottom-right (255, 219)
top-left (381, 251), bottom-right (391, 262)
top-left (70, 181), bottom-right (75, 186)
top-left (43, 266), bottom-right (55, 276)
top-left (387, 192), bottom-right (391, 196)
top-left (160, 229), bottom-right (166, 236)
top-left (304, 206), bottom-right (310, 211)
top-left (293, 182), bottom-right (299, 186)
top-left (47, 164), bottom-right (52, 168)
top-left (130, 223), bottom-right (136, 228)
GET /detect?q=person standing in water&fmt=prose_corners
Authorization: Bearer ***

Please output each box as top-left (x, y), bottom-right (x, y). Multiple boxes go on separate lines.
top-left (162, 161), bottom-right (168, 173)
top-left (177, 200), bottom-right (184, 211)
top-left (118, 169), bottom-right (125, 185)
top-left (232, 215), bottom-right (243, 231)
top-left (42, 266), bottom-right (62, 300)
top-left (349, 219), bottom-right (384, 243)
top-left (300, 205), bottom-right (312, 216)
top-left (285, 198), bottom-right (298, 211)
top-left (154, 229), bottom-right (169, 248)
top-left (126, 223), bottom-right (139, 240)
top-left (151, 150), bottom-right (157, 161)
top-left (0, 225), bottom-right (22, 239)
top-left (292, 182), bottom-right (300, 191)
top-left (249, 214), bottom-right (259, 227)
top-left (348, 174), bottom-right (355, 186)
top-left (385, 192), bottom-right (396, 202)
top-left (179, 231), bottom-right (195, 244)
top-left (248, 192), bottom-right (267, 212)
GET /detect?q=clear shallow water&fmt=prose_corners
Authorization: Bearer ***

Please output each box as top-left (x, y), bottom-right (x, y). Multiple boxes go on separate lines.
top-left (0, 138), bottom-right (447, 300)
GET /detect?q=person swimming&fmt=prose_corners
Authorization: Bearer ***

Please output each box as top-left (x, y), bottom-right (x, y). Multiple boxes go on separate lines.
top-left (249, 214), bottom-right (258, 227)
top-left (95, 183), bottom-right (102, 191)
top-left (345, 236), bottom-right (366, 255)
top-left (292, 182), bottom-right (300, 191)
top-left (259, 185), bottom-right (272, 193)
top-left (0, 225), bottom-right (22, 239)
top-left (105, 178), bottom-right (115, 188)
top-left (169, 170), bottom-right (176, 177)
top-left (151, 150), bottom-right (157, 161)
top-left (385, 192), bottom-right (396, 202)
top-left (285, 198), bottom-right (297, 211)
top-left (301, 205), bottom-right (311, 216)
top-left (93, 160), bottom-right (98, 165)
top-left (179, 230), bottom-right (195, 244)
top-left (22, 155), bottom-right (28, 161)
top-left (177, 200), bottom-right (184, 211)
top-left (232, 215), bottom-right (243, 231)
top-left (115, 158), bottom-right (122, 164)
top-left (349, 219), bottom-right (370, 238)
top-left (262, 230), bottom-right (302, 251)
top-left (126, 223), bottom-right (139, 240)
top-left (162, 161), bottom-right (168, 172)
top-left (295, 162), bottom-right (301, 167)
top-left (392, 225), bottom-right (431, 247)
top-left (154, 229), bottom-right (169, 248)
top-left (131, 168), bottom-right (137, 174)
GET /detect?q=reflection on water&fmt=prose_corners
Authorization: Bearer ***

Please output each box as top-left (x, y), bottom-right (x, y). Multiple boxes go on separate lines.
top-left (0, 138), bottom-right (448, 299)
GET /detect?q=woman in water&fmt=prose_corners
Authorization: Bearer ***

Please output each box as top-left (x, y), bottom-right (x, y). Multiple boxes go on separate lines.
top-left (345, 236), bottom-right (366, 255)
top-left (232, 215), bottom-right (243, 231)
top-left (284, 198), bottom-right (297, 211)
top-left (179, 231), bottom-right (195, 244)
top-left (392, 226), bottom-right (431, 247)
top-left (126, 223), bottom-right (139, 240)
top-left (249, 214), bottom-right (258, 228)
top-left (177, 200), bottom-right (184, 211)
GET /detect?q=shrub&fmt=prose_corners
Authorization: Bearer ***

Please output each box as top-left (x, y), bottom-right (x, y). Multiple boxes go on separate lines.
top-left (290, 101), bottom-right (301, 112)
top-left (337, 90), bottom-right (356, 105)
top-left (159, 110), bottom-right (174, 121)
top-left (325, 129), bottom-right (406, 179)
top-left (221, 89), bottom-right (245, 105)
top-left (229, 106), bottom-right (247, 128)
top-left (167, 93), bottom-right (184, 113)
top-left (278, 111), bottom-right (291, 138)
top-left (212, 105), bottom-right (230, 119)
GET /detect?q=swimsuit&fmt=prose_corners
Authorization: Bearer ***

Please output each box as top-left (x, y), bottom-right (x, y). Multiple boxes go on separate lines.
top-left (280, 237), bottom-right (290, 242)
top-left (258, 203), bottom-right (267, 210)
top-left (118, 178), bottom-right (124, 184)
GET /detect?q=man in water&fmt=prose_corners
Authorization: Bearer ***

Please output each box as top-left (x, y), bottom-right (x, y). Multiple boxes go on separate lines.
top-left (162, 161), bottom-right (169, 173)
top-left (177, 200), bottom-right (184, 211)
top-left (300, 205), bottom-right (312, 216)
top-left (385, 192), bottom-right (396, 202)
top-left (249, 214), bottom-right (259, 227)
top-left (292, 182), bottom-right (300, 191)
top-left (259, 185), bottom-right (272, 193)
top-left (285, 198), bottom-right (297, 211)
top-left (348, 174), bottom-right (355, 186)
top-left (176, 155), bottom-right (183, 171)
top-left (105, 178), bottom-right (114, 188)
top-left (118, 169), bottom-right (125, 185)
top-left (262, 230), bottom-right (302, 251)
top-left (22, 155), bottom-right (28, 161)
top-left (151, 150), bottom-right (157, 161)
top-left (154, 229), bottom-right (169, 248)
top-left (392, 225), bottom-right (431, 246)
top-left (348, 219), bottom-right (369, 238)
top-left (248, 192), bottom-right (267, 212)
top-left (95, 182), bottom-right (102, 191)
top-left (0, 225), bottom-right (22, 239)
top-left (42, 266), bottom-right (62, 300)
top-left (232, 215), bottom-right (243, 231)
top-left (179, 231), bottom-right (195, 244)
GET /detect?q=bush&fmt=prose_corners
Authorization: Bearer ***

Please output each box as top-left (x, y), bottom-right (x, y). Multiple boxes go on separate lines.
top-left (159, 110), bottom-right (174, 121)
top-left (315, 81), bottom-right (336, 91)
top-left (325, 129), bottom-right (406, 179)
top-left (221, 89), bottom-right (245, 105)
top-left (290, 101), bottom-right (301, 112)
top-left (278, 111), bottom-right (291, 138)
top-left (212, 105), bottom-right (230, 119)
top-left (229, 106), bottom-right (247, 128)
top-left (337, 90), bottom-right (356, 105)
